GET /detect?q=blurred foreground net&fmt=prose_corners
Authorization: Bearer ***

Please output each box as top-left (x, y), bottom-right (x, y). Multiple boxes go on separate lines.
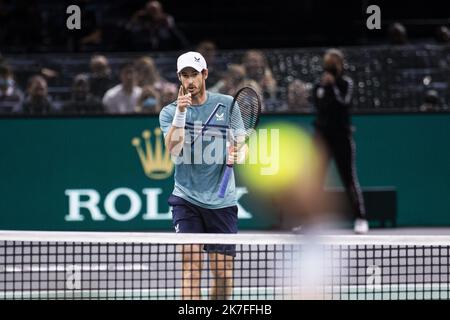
top-left (1, 231), bottom-right (449, 300)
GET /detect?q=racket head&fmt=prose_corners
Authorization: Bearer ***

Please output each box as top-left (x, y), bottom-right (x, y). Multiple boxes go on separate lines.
top-left (228, 86), bottom-right (262, 142)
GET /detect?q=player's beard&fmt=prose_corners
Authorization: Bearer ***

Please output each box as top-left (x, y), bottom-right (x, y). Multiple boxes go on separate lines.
top-left (196, 82), bottom-right (205, 97)
top-left (188, 83), bottom-right (204, 98)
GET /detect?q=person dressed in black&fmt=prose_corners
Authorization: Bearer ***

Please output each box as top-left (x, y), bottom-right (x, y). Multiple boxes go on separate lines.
top-left (125, 1), bottom-right (188, 51)
top-left (88, 55), bottom-right (114, 101)
top-left (313, 49), bottom-right (368, 234)
top-left (22, 75), bottom-right (55, 115)
top-left (62, 74), bottom-right (104, 115)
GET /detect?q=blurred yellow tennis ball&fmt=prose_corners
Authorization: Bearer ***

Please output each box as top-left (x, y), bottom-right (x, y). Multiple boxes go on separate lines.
top-left (238, 122), bottom-right (319, 194)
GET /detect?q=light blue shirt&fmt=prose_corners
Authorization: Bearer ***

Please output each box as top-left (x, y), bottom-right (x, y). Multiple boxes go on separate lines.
top-left (159, 91), bottom-right (236, 209)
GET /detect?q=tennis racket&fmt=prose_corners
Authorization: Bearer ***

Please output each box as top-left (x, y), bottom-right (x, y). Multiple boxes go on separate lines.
top-left (218, 87), bottom-right (261, 198)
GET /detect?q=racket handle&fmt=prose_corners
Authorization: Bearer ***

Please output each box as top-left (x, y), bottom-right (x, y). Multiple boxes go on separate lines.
top-left (218, 165), bottom-right (233, 198)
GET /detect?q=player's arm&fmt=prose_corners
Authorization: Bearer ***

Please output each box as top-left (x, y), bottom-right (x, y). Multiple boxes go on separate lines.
top-left (331, 77), bottom-right (353, 106)
top-left (165, 127), bottom-right (184, 156)
top-left (321, 73), bottom-right (353, 106)
top-left (164, 86), bottom-right (192, 156)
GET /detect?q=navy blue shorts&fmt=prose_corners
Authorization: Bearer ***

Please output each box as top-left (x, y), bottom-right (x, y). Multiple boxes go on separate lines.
top-left (168, 194), bottom-right (238, 257)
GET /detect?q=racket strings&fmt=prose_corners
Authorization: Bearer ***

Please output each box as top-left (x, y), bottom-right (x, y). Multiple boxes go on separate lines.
top-left (229, 88), bottom-right (260, 139)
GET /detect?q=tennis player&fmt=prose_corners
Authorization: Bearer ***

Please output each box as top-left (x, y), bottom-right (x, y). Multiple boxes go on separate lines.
top-left (159, 51), bottom-right (245, 300)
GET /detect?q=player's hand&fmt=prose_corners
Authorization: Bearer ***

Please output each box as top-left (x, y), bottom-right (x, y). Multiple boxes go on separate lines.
top-left (177, 86), bottom-right (192, 112)
top-left (321, 72), bottom-right (335, 86)
top-left (227, 143), bottom-right (248, 165)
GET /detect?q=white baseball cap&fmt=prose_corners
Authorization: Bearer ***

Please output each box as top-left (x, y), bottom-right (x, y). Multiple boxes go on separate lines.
top-left (177, 51), bottom-right (207, 73)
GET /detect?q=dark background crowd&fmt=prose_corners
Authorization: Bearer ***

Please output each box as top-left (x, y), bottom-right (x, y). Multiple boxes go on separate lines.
top-left (0, 0), bottom-right (449, 115)
top-left (1, 0), bottom-right (449, 52)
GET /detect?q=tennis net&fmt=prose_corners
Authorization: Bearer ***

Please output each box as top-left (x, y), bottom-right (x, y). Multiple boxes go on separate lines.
top-left (1, 231), bottom-right (449, 300)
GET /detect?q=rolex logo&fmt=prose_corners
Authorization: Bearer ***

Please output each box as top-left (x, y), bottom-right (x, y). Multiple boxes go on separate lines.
top-left (132, 128), bottom-right (174, 180)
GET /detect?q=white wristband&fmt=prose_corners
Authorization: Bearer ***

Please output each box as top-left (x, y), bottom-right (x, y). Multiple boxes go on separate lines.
top-left (172, 108), bottom-right (186, 128)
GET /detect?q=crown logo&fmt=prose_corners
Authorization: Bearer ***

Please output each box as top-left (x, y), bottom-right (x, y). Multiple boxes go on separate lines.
top-left (132, 128), bottom-right (174, 180)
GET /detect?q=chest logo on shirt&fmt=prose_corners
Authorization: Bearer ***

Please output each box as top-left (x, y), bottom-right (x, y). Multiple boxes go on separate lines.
top-left (215, 112), bottom-right (225, 121)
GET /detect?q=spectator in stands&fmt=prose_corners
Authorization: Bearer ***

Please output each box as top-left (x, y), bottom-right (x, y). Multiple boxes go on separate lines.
top-left (211, 65), bottom-right (265, 110)
top-left (196, 40), bottom-right (225, 87)
top-left (242, 51), bottom-right (277, 95)
top-left (388, 22), bottom-right (408, 45)
top-left (159, 84), bottom-right (178, 107)
top-left (210, 64), bottom-right (266, 111)
top-left (134, 56), bottom-right (159, 87)
top-left (62, 74), bottom-right (104, 115)
top-left (210, 64), bottom-right (246, 96)
top-left (436, 26), bottom-right (450, 44)
top-left (22, 75), bottom-right (54, 115)
top-left (135, 85), bottom-right (160, 114)
top-left (0, 64), bottom-right (24, 114)
top-left (283, 79), bottom-right (311, 112)
top-left (133, 56), bottom-right (177, 94)
top-left (102, 63), bottom-right (142, 114)
top-left (88, 55), bottom-right (114, 100)
top-left (420, 90), bottom-right (441, 112)
top-left (312, 49), bottom-right (368, 234)
top-left (242, 50), bottom-right (278, 110)
top-left (126, 0), bottom-right (188, 50)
